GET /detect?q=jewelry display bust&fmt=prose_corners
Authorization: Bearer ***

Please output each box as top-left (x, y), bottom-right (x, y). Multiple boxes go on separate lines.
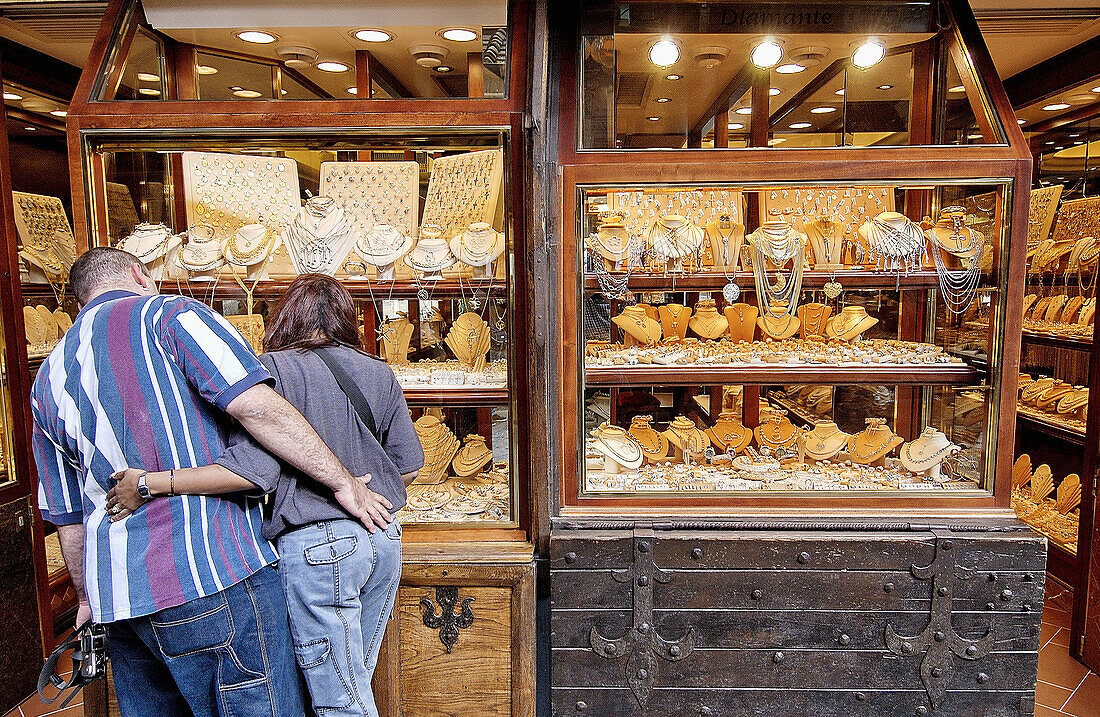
top-left (798, 302), bottom-right (833, 339)
top-left (753, 411), bottom-right (800, 458)
top-left (804, 216), bottom-right (844, 270)
top-left (591, 213), bottom-right (632, 271)
top-left (705, 410), bottom-right (752, 454)
top-left (452, 434), bottom-right (493, 477)
top-left (724, 303), bottom-right (758, 343)
top-left (662, 416), bottom-right (709, 462)
top-left (444, 312), bottom-right (491, 371)
top-left (859, 211), bottom-right (925, 272)
top-left (224, 223), bottom-right (277, 281)
top-left (826, 305), bottom-right (878, 341)
top-left (381, 315), bottom-right (415, 365)
top-left (414, 415), bottom-right (460, 484)
top-left (283, 195), bottom-right (356, 276)
top-left (450, 222), bottom-right (506, 276)
top-left (612, 305), bottom-right (662, 346)
top-left (175, 224), bottom-right (224, 281)
top-left (658, 303), bottom-right (692, 341)
top-left (688, 299), bottom-right (728, 340)
top-left (356, 223), bottom-right (414, 280)
top-left (757, 302), bottom-right (802, 340)
top-left (646, 215), bottom-right (706, 269)
top-left (405, 225), bottom-right (457, 279)
top-left (846, 418), bottom-right (903, 466)
top-left (628, 415), bottom-right (670, 463)
top-left (706, 214), bottom-right (745, 269)
top-left (798, 421), bottom-right (851, 462)
top-left (591, 422), bottom-right (644, 474)
top-left (119, 223), bottom-right (182, 281)
top-left (899, 427), bottom-right (960, 479)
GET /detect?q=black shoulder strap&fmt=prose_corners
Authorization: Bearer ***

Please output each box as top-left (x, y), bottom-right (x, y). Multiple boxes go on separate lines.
top-left (312, 347), bottom-right (379, 440)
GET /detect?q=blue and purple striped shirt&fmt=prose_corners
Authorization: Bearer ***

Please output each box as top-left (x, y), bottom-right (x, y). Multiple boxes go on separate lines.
top-left (32, 290), bottom-right (278, 623)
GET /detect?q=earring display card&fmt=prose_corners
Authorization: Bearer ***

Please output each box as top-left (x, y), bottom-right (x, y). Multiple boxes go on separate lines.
top-left (182, 151), bottom-right (301, 242)
top-left (11, 191), bottom-right (76, 261)
top-left (1026, 185), bottom-right (1063, 247)
top-left (319, 161), bottom-right (420, 241)
top-left (420, 148), bottom-right (504, 241)
top-left (1052, 196), bottom-right (1100, 246)
top-left (761, 186), bottom-right (896, 239)
top-left (607, 188), bottom-right (744, 236)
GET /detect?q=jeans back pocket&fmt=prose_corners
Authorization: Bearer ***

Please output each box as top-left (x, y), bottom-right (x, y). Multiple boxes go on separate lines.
top-left (304, 535), bottom-right (357, 565)
top-left (151, 595), bottom-right (233, 658)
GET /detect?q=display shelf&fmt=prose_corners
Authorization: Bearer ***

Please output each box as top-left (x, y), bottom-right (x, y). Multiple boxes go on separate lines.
top-left (20, 278), bottom-right (508, 302)
top-left (400, 386), bottom-right (509, 404)
top-left (766, 395), bottom-right (822, 427)
top-left (1021, 330), bottom-right (1092, 351)
top-left (583, 269), bottom-right (942, 293)
top-left (1016, 410), bottom-right (1085, 445)
top-left (584, 363), bottom-right (981, 387)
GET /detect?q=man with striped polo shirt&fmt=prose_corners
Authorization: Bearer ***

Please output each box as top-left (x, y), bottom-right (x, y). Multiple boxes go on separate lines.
top-left (32, 247), bottom-right (394, 715)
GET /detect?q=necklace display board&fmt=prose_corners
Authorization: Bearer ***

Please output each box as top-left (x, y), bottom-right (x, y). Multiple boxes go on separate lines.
top-left (319, 161), bottom-right (420, 242)
top-left (182, 151), bottom-right (301, 243)
top-left (761, 186), bottom-right (896, 248)
top-left (12, 192), bottom-right (77, 283)
top-left (1052, 196), bottom-right (1100, 246)
top-left (420, 148), bottom-right (505, 242)
top-left (608, 188), bottom-right (744, 246)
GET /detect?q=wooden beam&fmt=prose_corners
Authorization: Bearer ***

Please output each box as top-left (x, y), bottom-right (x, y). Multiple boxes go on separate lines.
top-left (715, 108), bottom-right (729, 148)
top-left (0, 38), bottom-right (81, 101)
top-left (769, 57), bottom-right (847, 130)
top-left (365, 51), bottom-right (413, 99)
top-left (750, 71), bottom-right (770, 148)
top-left (468, 52), bottom-right (485, 98)
top-left (690, 62), bottom-right (755, 134)
top-left (355, 49), bottom-right (372, 98)
top-left (945, 31), bottom-right (997, 143)
top-left (1003, 35), bottom-right (1100, 110)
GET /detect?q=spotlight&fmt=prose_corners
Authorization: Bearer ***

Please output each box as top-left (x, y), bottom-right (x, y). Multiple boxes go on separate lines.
top-left (810, 106), bottom-right (836, 114)
top-left (137, 72), bottom-right (160, 82)
top-left (649, 39), bottom-right (680, 68)
top-left (750, 40), bottom-right (783, 69)
top-left (3, 92), bottom-right (22, 101)
top-left (317, 62), bottom-right (349, 73)
top-left (852, 39), bottom-right (885, 69)
top-left (237, 31), bottom-right (276, 44)
top-left (775, 63), bottom-right (805, 74)
top-left (196, 65), bottom-right (218, 75)
top-left (1043, 103), bottom-right (1071, 111)
top-left (727, 122), bottom-right (744, 130)
top-left (790, 122), bottom-right (811, 129)
top-left (355, 29), bottom-right (392, 43)
top-left (441, 28), bottom-right (478, 42)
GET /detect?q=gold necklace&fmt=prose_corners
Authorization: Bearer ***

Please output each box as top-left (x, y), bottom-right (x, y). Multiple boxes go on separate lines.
top-left (226, 226), bottom-right (274, 264)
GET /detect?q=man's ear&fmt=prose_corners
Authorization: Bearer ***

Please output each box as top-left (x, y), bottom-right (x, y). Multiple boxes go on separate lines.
top-left (131, 263), bottom-right (151, 289)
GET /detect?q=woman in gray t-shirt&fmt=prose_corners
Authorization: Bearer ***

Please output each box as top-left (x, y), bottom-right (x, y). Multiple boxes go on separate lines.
top-left (107, 274), bottom-right (424, 717)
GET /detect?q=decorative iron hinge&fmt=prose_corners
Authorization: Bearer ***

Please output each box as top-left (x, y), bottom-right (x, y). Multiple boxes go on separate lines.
top-left (421, 586), bottom-right (475, 654)
top-left (885, 534), bottom-right (993, 711)
top-left (589, 527), bottom-right (695, 708)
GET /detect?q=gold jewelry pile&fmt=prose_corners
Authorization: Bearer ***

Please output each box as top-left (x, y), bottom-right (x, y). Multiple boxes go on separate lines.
top-left (1011, 455), bottom-right (1079, 553)
top-left (390, 359), bottom-right (508, 389)
top-left (398, 468), bottom-right (510, 523)
top-left (1017, 374), bottom-right (1087, 432)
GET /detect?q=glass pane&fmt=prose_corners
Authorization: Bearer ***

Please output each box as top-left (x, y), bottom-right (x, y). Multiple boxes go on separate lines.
top-left (577, 0), bottom-right (1005, 149)
top-left (83, 131), bottom-right (515, 527)
top-left (127, 0), bottom-right (510, 100)
top-left (0, 311), bottom-right (16, 489)
top-left (577, 182), bottom-right (1008, 496)
top-left (114, 29), bottom-right (166, 100)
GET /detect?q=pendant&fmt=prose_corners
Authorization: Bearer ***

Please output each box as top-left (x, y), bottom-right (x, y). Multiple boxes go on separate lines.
top-left (775, 273), bottom-right (787, 291)
top-left (823, 280), bottom-right (843, 300)
top-left (723, 281), bottom-right (741, 302)
top-left (470, 294), bottom-right (482, 310)
top-left (491, 328), bottom-right (507, 345)
top-left (417, 288), bottom-right (429, 301)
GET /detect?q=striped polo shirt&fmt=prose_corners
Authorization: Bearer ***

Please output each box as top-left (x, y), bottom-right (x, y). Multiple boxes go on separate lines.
top-left (32, 290), bottom-right (278, 623)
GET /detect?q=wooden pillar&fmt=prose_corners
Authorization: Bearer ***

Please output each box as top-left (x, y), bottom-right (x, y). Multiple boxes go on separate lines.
top-left (715, 108), bottom-right (730, 148)
top-left (687, 129), bottom-right (702, 148)
top-left (750, 72), bottom-right (771, 148)
top-left (355, 50), bottom-right (373, 162)
top-left (467, 52), bottom-right (484, 98)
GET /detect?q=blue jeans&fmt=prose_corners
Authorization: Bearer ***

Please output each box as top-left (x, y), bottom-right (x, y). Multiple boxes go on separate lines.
top-left (105, 565), bottom-right (304, 717)
top-left (276, 519), bottom-right (402, 717)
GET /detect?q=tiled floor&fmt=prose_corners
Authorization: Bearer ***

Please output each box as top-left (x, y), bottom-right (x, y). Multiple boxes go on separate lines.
top-left (5, 573), bottom-right (1099, 717)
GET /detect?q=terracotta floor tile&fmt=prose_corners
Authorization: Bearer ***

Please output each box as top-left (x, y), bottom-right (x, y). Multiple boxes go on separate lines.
top-left (1052, 628), bottom-right (1073, 648)
top-left (1035, 704), bottom-right (1067, 716)
top-left (1039, 642), bottom-right (1092, 689)
top-left (1063, 673), bottom-right (1100, 717)
top-left (2, 707), bottom-right (21, 717)
top-left (1037, 680), bottom-right (1075, 710)
top-left (1042, 622), bottom-right (1062, 647)
top-left (1045, 607), bottom-right (1073, 629)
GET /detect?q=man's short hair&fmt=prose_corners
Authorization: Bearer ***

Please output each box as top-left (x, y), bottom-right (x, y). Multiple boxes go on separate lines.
top-left (70, 246), bottom-right (146, 305)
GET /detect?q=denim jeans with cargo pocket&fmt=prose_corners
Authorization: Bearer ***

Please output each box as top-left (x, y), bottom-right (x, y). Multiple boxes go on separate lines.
top-left (105, 565), bottom-right (305, 717)
top-left (276, 519), bottom-right (402, 717)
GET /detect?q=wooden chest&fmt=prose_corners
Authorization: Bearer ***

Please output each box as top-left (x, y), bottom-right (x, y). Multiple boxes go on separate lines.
top-left (550, 522), bottom-right (1045, 716)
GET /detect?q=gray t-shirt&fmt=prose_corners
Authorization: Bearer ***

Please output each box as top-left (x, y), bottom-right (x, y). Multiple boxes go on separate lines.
top-left (215, 345), bottom-right (424, 540)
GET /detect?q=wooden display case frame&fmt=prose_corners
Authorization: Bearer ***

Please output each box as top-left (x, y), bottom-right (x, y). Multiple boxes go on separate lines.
top-left (553, 0), bottom-right (1034, 517)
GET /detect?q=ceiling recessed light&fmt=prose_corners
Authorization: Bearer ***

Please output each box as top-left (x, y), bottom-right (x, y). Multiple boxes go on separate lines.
top-left (347, 86), bottom-right (358, 95)
top-left (810, 106), bottom-right (836, 114)
top-left (196, 64), bottom-right (218, 75)
top-left (136, 72), bottom-right (160, 82)
top-left (233, 89), bottom-right (263, 98)
top-left (280, 89), bottom-right (287, 95)
top-left (355, 29), bottom-right (392, 43)
top-left (1045, 141), bottom-right (1055, 145)
top-left (1043, 103), bottom-right (1071, 111)
top-left (735, 106), bottom-right (753, 115)
top-left (967, 133), bottom-right (982, 140)
top-left (769, 87), bottom-right (781, 96)
top-left (834, 88), bottom-right (846, 96)
top-left (790, 122), bottom-right (812, 129)
top-left (1017, 119), bottom-right (1026, 125)
top-left (1055, 146), bottom-right (1064, 150)
top-left (236, 31), bottom-right (276, 44)
top-left (852, 39), bottom-right (886, 69)
top-left (435, 65), bottom-right (452, 73)
top-left (3, 92), bottom-right (22, 101)
top-left (877, 84), bottom-right (893, 90)
top-left (1069, 133), bottom-right (1081, 138)
top-left (727, 122), bottom-right (744, 130)
top-left (666, 74), bottom-right (681, 81)
top-left (750, 40), bottom-right (783, 69)
top-left (317, 61), bottom-right (348, 73)
top-left (24, 126), bottom-right (36, 131)
top-left (948, 85), bottom-right (965, 93)
top-left (49, 109), bottom-right (67, 117)
top-left (775, 63), bottom-right (805, 74)
top-left (138, 87), bottom-right (161, 96)
top-left (768, 137), bottom-right (786, 145)
top-left (655, 97), bottom-right (671, 103)
top-left (441, 28), bottom-right (478, 42)
top-left (230, 86), bottom-right (243, 91)
top-left (1093, 86), bottom-right (1100, 93)
top-left (649, 39), bottom-right (680, 68)
top-left (646, 116), bottom-right (661, 121)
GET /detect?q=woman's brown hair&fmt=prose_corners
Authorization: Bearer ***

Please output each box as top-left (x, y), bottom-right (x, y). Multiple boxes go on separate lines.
top-left (263, 273), bottom-right (363, 353)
